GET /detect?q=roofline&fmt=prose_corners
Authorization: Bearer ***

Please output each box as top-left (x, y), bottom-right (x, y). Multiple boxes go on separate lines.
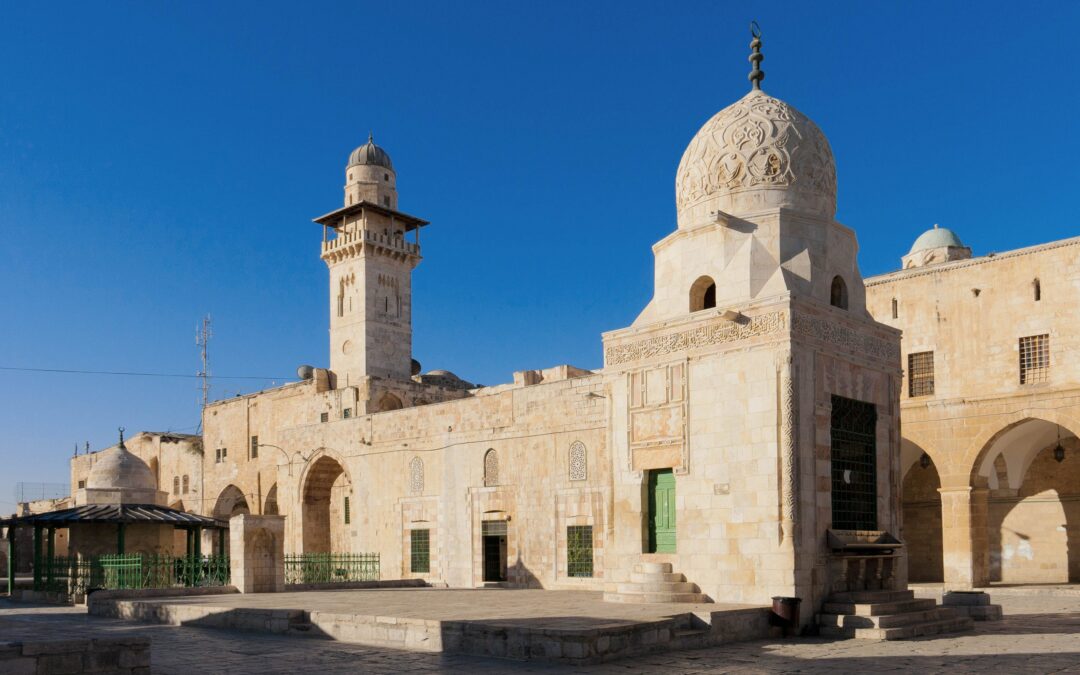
top-left (866, 235), bottom-right (1080, 286)
top-left (313, 201), bottom-right (429, 230)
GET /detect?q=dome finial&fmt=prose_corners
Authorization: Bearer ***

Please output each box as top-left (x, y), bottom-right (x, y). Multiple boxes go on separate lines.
top-left (748, 21), bottom-right (764, 91)
top-left (368, 131), bottom-right (374, 144)
top-left (118, 426), bottom-right (126, 447)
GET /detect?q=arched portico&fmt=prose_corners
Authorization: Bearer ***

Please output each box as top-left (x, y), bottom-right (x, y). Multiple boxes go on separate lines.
top-left (300, 452), bottom-right (353, 553)
top-left (900, 440), bottom-right (943, 582)
top-left (936, 415), bottom-right (1080, 587)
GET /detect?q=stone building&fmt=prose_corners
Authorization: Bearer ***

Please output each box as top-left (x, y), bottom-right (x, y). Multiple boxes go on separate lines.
top-left (866, 230), bottom-right (1080, 586)
top-left (69, 41), bottom-right (915, 618)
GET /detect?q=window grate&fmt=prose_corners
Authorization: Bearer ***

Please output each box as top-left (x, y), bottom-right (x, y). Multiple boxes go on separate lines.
top-left (410, 529), bottom-right (430, 574)
top-left (1019, 334), bottom-right (1049, 384)
top-left (567, 525), bottom-right (594, 578)
top-left (344, 496), bottom-right (350, 525)
top-left (830, 395), bottom-right (878, 531)
top-left (908, 351), bottom-right (935, 397)
top-left (250, 435), bottom-right (258, 459)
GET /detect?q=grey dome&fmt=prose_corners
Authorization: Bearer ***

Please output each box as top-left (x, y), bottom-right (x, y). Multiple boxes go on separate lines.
top-left (347, 134), bottom-right (394, 170)
top-left (909, 225), bottom-right (964, 254)
top-left (86, 440), bottom-right (156, 491)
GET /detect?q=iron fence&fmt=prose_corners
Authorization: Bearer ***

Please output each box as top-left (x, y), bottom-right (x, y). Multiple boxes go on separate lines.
top-left (42, 554), bottom-right (230, 594)
top-left (284, 553), bottom-right (380, 585)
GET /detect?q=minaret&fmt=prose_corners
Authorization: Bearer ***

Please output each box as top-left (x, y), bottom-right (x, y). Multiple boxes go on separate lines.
top-left (314, 135), bottom-right (427, 385)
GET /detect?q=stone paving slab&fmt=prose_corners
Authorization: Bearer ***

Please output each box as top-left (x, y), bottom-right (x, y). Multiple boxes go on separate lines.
top-left (3, 594), bottom-right (1080, 673)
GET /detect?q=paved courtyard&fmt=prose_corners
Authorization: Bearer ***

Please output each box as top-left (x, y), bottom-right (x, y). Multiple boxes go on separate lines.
top-left (2, 593), bottom-right (1080, 673)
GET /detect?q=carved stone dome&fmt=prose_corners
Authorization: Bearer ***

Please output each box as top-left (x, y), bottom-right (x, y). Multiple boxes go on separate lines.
top-left (675, 89), bottom-right (836, 227)
top-left (86, 442), bottom-right (156, 491)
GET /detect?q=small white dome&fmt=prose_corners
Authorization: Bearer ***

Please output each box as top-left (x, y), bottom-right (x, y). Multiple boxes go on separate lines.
top-left (86, 442), bottom-right (156, 491)
top-left (675, 89), bottom-right (836, 226)
top-left (909, 225), bottom-right (965, 254)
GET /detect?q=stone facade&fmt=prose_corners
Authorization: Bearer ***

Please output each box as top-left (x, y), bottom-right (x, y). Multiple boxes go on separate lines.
top-left (866, 233), bottom-right (1080, 586)
top-left (67, 61), bottom-right (911, 622)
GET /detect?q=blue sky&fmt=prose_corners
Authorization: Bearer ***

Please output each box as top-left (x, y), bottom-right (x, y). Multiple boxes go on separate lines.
top-left (1, 1), bottom-right (1078, 509)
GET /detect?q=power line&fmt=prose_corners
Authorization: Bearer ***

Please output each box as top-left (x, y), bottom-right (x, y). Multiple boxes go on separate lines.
top-left (0, 366), bottom-right (291, 381)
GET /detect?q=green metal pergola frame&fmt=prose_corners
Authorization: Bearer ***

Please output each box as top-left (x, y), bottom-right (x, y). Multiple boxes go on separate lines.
top-left (2, 504), bottom-right (226, 594)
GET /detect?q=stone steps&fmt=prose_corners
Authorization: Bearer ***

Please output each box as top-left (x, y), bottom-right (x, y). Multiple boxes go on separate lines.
top-left (603, 562), bottom-right (707, 604)
top-left (818, 590), bottom-right (973, 640)
top-left (828, 589), bottom-right (914, 604)
top-left (821, 598), bottom-right (936, 616)
top-left (818, 607), bottom-right (958, 629)
top-left (820, 615), bottom-right (975, 640)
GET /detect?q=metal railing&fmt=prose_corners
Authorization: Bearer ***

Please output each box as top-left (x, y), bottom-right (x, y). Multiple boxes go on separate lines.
top-left (42, 554), bottom-right (230, 594)
top-left (284, 553), bottom-right (379, 585)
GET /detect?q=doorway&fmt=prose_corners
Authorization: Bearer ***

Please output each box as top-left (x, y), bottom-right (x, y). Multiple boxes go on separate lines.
top-left (648, 469), bottom-right (676, 553)
top-left (482, 520), bottom-right (507, 582)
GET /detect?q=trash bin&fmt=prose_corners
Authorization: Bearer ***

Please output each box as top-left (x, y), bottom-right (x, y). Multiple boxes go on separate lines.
top-left (770, 596), bottom-right (802, 635)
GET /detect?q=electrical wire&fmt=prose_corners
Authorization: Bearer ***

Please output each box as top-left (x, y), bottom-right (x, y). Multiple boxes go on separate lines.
top-left (0, 366), bottom-right (291, 381)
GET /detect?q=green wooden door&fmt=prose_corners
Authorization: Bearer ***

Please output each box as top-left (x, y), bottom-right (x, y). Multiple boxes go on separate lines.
top-left (648, 469), bottom-right (676, 553)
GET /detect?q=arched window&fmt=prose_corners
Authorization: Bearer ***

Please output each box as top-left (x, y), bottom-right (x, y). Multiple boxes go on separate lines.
top-left (830, 275), bottom-right (848, 310)
top-left (182, 475), bottom-right (190, 494)
top-left (484, 449), bottom-right (499, 487)
top-left (1033, 278), bottom-right (1041, 302)
top-left (377, 393), bottom-right (403, 412)
top-left (409, 456), bottom-right (424, 494)
top-left (569, 441), bottom-right (587, 481)
top-left (689, 275), bottom-right (717, 312)
top-left (173, 477), bottom-right (180, 495)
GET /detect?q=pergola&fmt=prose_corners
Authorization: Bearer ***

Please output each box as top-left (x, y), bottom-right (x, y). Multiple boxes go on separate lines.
top-left (1, 503), bottom-right (227, 593)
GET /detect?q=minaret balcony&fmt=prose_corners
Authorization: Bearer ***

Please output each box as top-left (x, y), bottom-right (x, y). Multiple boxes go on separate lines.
top-left (321, 228), bottom-right (420, 263)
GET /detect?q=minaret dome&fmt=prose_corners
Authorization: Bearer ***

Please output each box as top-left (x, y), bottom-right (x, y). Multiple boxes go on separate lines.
top-left (344, 133), bottom-right (398, 210)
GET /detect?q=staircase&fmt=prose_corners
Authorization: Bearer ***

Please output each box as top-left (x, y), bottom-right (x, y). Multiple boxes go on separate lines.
top-left (818, 589), bottom-right (974, 639)
top-left (603, 562), bottom-right (707, 604)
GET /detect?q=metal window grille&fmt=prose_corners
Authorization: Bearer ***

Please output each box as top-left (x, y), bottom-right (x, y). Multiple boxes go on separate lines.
top-left (182, 475), bottom-right (189, 494)
top-left (344, 496), bottom-right (350, 525)
top-left (250, 435), bottom-right (258, 459)
top-left (173, 477), bottom-right (180, 494)
top-left (907, 351), bottom-right (935, 397)
top-left (1019, 334), bottom-right (1050, 384)
top-left (482, 520), bottom-right (507, 537)
top-left (343, 408), bottom-right (352, 419)
top-left (320, 412), bottom-right (329, 423)
top-left (410, 529), bottom-right (430, 574)
top-left (830, 395), bottom-right (878, 531)
top-left (566, 525), bottom-right (594, 578)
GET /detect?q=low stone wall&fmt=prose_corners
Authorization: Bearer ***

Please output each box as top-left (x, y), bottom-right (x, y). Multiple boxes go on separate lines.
top-left (284, 578), bottom-right (426, 592)
top-left (0, 637), bottom-right (150, 674)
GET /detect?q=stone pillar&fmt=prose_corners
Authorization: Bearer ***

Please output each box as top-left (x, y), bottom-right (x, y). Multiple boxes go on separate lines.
top-left (229, 514), bottom-right (285, 593)
top-left (938, 486), bottom-right (990, 588)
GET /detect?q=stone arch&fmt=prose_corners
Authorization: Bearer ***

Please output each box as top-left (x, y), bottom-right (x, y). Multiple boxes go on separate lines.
top-left (377, 393), bottom-right (403, 412)
top-left (901, 445), bottom-right (943, 582)
top-left (967, 416), bottom-right (1080, 583)
top-left (212, 484), bottom-right (250, 520)
top-left (264, 483), bottom-right (279, 516)
top-left (830, 275), bottom-right (848, 309)
top-left (301, 453), bottom-right (353, 553)
top-left (967, 408), bottom-right (1080, 481)
top-left (483, 449), bottom-right (498, 487)
top-left (689, 275), bottom-right (716, 312)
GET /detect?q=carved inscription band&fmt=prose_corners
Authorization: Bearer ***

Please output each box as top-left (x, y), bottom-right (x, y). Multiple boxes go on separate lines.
top-left (605, 311), bottom-right (786, 366)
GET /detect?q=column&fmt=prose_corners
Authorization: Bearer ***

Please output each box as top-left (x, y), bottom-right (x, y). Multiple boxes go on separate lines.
top-left (32, 526), bottom-right (42, 591)
top-left (46, 527), bottom-right (55, 588)
top-left (938, 486), bottom-right (990, 588)
top-left (6, 527), bottom-right (15, 596)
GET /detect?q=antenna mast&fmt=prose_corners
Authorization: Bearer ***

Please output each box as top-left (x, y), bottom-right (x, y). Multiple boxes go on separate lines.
top-left (196, 314), bottom-right (213, 408)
